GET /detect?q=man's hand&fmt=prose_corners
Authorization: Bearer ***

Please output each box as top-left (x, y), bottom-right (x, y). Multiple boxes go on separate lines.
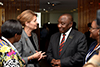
top-left (55, 59), bottom-right (61, 67)
top-left (51, 59), bottom-right (56, 67)
top-left (51, 59), bottom-right (61, 67)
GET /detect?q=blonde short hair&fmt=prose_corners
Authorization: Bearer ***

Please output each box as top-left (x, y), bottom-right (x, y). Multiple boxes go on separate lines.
top-left (17, 10), bottom-right (37, 26)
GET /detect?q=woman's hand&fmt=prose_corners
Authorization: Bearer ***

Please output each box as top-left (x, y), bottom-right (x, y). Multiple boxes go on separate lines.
top-left (38, 52), bottom-right (46, 61)
top-left (28, 51), bottom-right (42, 60)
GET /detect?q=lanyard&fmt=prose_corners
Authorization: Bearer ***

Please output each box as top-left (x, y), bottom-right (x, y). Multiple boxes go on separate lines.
top-left (85, 45), bottom-right (100, 63)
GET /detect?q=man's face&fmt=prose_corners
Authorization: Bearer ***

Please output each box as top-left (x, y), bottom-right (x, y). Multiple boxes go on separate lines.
top-left (58, 15), bottom-right (72, 33)
top-left (89, 21), bottom-right (99, 39)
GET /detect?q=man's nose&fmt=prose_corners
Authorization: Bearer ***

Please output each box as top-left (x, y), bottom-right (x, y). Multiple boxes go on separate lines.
top-left (58, 24), bottom-right (61, 27)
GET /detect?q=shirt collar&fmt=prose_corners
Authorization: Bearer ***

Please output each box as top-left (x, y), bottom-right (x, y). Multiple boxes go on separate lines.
top-left (61, 27), bottom-right (72, 35)
top-left (1, 36), bottom-right (12, 45)
top-left (1, 36), bottom-right (20, 56)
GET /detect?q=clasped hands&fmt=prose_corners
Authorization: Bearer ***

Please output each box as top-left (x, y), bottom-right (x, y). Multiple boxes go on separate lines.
top-left (28, 51), bottom-right (46, 61)
top-left (51, 59), bottom-right (61, 67)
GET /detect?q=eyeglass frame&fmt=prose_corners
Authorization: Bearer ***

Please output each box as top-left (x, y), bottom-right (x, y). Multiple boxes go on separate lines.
top-left (89, 27), bottom-right (100, 30)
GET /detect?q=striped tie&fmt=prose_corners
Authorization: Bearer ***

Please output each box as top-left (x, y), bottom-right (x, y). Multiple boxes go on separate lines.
top-left (59, 33), bottom-right (66, 55)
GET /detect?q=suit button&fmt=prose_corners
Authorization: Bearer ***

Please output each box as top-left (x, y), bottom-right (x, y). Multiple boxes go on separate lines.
top-left (29, 51), bottom-right (31, 53)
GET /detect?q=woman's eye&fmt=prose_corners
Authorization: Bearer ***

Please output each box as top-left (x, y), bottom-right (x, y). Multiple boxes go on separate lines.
top-left (34, 20), bottom-right (37, 22)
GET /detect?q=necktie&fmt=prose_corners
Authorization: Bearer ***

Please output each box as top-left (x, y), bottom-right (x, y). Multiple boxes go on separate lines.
top-left (59, 33), bottom-right (66, 55)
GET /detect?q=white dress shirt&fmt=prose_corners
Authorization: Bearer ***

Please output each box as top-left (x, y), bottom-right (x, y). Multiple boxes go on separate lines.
top-left (59, 27), bottom-right (72, 45)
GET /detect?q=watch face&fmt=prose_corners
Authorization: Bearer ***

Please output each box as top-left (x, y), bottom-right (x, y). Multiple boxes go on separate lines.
top-left (4, 59), bottom-right (20, 67)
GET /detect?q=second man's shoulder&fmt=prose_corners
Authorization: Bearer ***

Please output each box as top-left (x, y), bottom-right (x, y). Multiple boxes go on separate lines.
top-left (73, 29), bottom-right (85, 35)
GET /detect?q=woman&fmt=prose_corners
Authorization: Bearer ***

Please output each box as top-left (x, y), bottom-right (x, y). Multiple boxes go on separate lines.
top-left (0, 19), bottom-right (25, 67)
top-left (14, 10), bottom-right (46, 67)
top-left (84, 20), bottom-right (100, 64)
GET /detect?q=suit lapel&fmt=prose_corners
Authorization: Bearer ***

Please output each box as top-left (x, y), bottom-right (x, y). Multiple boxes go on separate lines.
top-left (32, 33), bottom-right (38, 50)
top-left (59, 30), bottom-right (74, 58)
top-left (56, 33), bottom-right (61, 58)
top-left (22, 30), bottom-right (36, 53)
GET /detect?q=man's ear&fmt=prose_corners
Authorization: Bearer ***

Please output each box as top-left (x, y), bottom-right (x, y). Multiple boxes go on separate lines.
top-left (70, 22), bottom-right (73, 27)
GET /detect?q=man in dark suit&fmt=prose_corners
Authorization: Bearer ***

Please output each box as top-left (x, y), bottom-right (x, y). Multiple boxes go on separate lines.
top-left (46, 14), bottom-right (88, 67)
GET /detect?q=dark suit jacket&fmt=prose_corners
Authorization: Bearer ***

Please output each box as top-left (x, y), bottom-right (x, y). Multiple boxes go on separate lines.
top-left (46, 29), bottom-right (87, 67)
top-left (13, 30), bottom-right (39, 67)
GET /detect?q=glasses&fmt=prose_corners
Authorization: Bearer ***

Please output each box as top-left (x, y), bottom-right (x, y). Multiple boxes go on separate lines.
top-left (89, 27), bottom-right (99, 30)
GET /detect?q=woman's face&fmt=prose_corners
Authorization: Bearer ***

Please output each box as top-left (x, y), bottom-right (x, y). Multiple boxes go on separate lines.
top-left (89, 21), bottom-right (99, 39)
top-left (26, 16), bottom-right (38, 30)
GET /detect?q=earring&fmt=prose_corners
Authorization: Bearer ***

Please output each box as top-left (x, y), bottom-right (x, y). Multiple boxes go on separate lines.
top-left (98, 32), bottom-right (100, 35)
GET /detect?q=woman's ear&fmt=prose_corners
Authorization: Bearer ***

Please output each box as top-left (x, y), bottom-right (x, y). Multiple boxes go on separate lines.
top-left (14, 34), bottom-right (19, 40)
top-left (98, 30), bottom-right (100, 35)
top-left (25, 21), bottom-right (28, 26)
top-left (14, 33), bottom-right (18, 38)
top-left (14, 33), bottom-right (21, 42)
